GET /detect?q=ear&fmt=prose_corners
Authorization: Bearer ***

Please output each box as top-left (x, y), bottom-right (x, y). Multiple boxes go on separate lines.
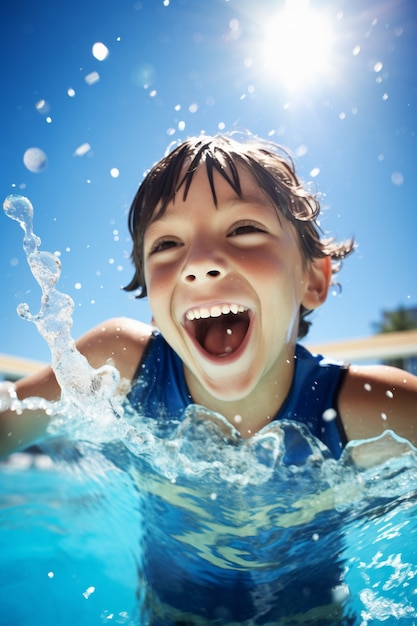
top-left (301, 256), bottom-right (331, 310)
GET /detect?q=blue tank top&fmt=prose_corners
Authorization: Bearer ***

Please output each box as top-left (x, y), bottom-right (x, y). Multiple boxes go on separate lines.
top-left (127, 332), bottom-right (350, 622)
top-left (127, 331), bottom-right (348, 460)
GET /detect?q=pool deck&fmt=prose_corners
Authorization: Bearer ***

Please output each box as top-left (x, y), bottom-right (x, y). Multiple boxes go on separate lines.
top-left (1, 329), bottom-right (417, 380)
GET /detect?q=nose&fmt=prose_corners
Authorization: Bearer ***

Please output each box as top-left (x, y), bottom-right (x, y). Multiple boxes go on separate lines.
top-left (181, 244), bottom-right (227, 284)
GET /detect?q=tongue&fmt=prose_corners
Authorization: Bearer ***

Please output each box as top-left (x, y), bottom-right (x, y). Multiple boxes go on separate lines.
top-left (202, 316), bottom-right (248, 356)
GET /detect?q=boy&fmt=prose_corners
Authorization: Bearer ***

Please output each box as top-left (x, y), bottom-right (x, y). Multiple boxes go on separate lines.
top-left (1, 133), bottom-right (416, 457)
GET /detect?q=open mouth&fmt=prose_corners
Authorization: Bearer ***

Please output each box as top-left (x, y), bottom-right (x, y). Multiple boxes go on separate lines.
top-left (184, 304), bottom-right (251, 357)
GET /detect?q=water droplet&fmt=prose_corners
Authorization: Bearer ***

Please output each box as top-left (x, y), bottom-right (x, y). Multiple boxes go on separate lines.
top-left (73, 143), bottom-right (91, 157)
top-left (35, 99), bottom-right (50, 115)
top-left (295, 144), bottom-right (308, 157)
top-left (229, 18), bottom-right (239, 32)
top-left (23, 148), bottom-right (48, 173)
top-left (84, 71), bottom-right (100, 85)
top-left (391, 171), bottom-right (404, 186)
top-left (92, 42), bottom-right (109, 61)
top-left (322, 408), bottom-right (337, 422)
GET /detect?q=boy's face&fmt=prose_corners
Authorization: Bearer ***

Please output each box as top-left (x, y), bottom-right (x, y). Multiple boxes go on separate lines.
top-left (143, 164), bottom-right (329, 406)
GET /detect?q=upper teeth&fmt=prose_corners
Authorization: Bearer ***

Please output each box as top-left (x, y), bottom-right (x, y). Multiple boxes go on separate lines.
top-left (185, 303), bottom-right (247, 321)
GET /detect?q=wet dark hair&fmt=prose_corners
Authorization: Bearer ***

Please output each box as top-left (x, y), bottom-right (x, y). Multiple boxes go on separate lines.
top-left (124, 134), bottom-right (354, 338)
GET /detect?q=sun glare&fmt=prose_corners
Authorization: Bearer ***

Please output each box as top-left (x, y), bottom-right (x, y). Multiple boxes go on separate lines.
top-left (262, 1), bottom-right (334, 90)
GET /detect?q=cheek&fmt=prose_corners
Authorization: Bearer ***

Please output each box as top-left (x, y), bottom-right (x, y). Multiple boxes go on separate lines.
top-left (245, 247), bottom-right (303, 288)
top-left (145, 265), bottom-right (178, 316)
top-left (239, 247), bottom-right (283, 274)
top-left (145, 263), bottom-right (167, 293)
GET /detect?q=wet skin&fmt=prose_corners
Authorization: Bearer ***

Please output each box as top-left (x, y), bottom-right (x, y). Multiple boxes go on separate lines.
top-left (143, 165), bottom-right (330, 435)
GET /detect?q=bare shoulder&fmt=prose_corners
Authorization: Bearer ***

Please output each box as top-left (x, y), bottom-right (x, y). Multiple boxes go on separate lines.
top-left (1, 318), bottom-right (155, 458)
top-left (339, 364), bottom-right (417, 445)
top-left (75, 317), bottom-right (155, 383)
top-left (14, 317), bottom-right (155, 401)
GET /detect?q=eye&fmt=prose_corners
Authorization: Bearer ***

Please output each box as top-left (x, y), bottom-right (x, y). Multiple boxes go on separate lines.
top-left (228, 221), bottom-right (267, 237)
top-left (149, 237), bottom-right (182, 255)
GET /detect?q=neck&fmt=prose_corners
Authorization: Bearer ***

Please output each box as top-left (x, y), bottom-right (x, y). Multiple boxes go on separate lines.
top-left (184, 354), bottom-right (296, 439)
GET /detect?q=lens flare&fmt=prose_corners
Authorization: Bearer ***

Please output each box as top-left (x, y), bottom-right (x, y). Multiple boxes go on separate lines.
top-left (262, 1), bottom-right (334, 90)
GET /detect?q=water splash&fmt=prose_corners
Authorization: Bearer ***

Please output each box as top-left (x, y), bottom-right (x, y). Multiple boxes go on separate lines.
top-left (3, 195), bottom-right (120, 428)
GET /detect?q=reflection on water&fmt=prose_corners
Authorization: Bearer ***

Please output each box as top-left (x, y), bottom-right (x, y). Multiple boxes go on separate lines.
top-left (1, 195), bottom-right (417, 624)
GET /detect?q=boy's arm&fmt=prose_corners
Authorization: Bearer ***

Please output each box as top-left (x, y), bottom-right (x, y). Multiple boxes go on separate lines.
top-left (0, 366), bottom-right (60, 458)
top-left (0, 317), bottom-right (153, 458)
top-left (339, 364), bottom-right (417, 446)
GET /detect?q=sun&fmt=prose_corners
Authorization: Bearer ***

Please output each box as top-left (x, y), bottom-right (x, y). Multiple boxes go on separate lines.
top-left (262, 1), bottom-right (334, 90)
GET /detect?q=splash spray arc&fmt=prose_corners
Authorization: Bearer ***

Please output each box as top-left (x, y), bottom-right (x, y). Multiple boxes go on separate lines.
top-left (3, 194), bottom-right (119, 411)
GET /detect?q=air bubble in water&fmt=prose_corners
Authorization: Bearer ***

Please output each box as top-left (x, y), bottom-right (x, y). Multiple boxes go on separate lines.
top-left (82, 585), bottom-right (96, 599)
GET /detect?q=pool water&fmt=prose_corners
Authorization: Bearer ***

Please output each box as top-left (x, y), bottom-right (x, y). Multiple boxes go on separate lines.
top-left (1, 412), bottom-right (416, 625)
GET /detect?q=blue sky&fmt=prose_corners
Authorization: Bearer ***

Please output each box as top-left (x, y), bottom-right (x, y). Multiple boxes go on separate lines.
top-left (1, 0), bottom-right (416, 364)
